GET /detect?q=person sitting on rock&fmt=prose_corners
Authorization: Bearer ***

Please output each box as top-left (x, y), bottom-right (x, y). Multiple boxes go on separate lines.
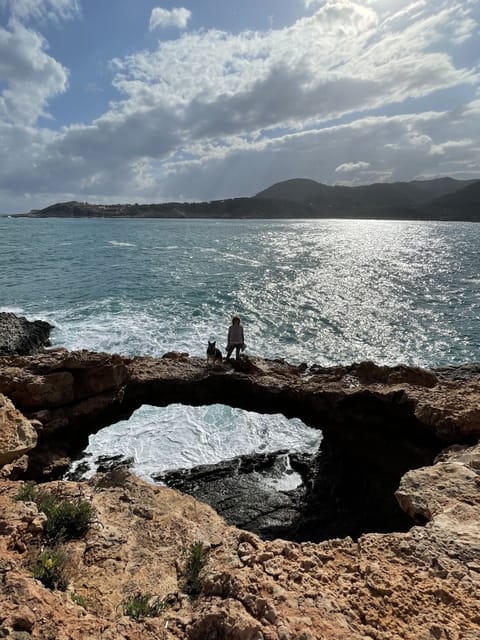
top-left (226, 315), bottom-right (245, 361)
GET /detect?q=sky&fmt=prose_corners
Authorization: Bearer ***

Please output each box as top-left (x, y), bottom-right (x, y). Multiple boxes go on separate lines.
top-left (0, 0), bottom-right (479, 214)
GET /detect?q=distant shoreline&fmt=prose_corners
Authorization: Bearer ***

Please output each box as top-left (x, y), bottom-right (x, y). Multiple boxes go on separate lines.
top-left (5, 175), bottom-right (480, 221)
top-left (8, 212), bottom-right (480, 223)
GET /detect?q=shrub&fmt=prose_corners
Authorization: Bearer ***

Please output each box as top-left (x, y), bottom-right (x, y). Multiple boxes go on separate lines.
top-left (31, 548), bottom-right (68, 591)
top-left (122, 593), bottom-right (170, 621)
top-left (182, 541), bottom-right (208, 597)
top-left (14, 483), bottom-right (95, 544)
top-left (37, 493), bottom-right (95, 545)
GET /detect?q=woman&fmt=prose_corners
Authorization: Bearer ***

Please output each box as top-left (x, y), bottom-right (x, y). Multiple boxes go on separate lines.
top-left (226, 315), bottom-right (245, 361)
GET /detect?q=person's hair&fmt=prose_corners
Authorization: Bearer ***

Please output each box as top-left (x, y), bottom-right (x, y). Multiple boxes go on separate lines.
top-left (232, 315), bottom-right (240, 323)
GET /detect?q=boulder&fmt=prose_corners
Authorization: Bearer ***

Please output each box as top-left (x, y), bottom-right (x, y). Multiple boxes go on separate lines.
top-left (0, 394), bottom-right (37, 475)
top-left (0, 312), bottom-right (53, 356)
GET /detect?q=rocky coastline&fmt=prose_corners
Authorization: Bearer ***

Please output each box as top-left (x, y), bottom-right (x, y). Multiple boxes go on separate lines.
top-left (0, 318), bottom-right (479, 638)
top-left (0, 312), bottom-right (53, 357)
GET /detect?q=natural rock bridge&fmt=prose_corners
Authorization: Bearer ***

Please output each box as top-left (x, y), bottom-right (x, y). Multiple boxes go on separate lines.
top-left (1, 348), bottom-right (480, 541)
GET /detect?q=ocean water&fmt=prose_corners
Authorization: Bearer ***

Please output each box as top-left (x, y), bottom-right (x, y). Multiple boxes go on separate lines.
top-left (1, 217), bottom-right (479, 481)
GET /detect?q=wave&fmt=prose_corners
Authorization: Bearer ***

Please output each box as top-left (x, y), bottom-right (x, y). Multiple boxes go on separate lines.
top-left (107, 240), bottom-right (136, 247)
top-left (69, 404), bottom-right (322, 483)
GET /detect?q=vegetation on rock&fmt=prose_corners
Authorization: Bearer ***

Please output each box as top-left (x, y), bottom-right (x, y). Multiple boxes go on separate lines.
top-left (182, 541), bottom-right (208, 597)
top-left (37, 492), bottom-right (95, 545)
top-left (31, 548), bottom-right (69, 591)
top-left (121, 592), bottom-right (170, 620)
top-left (16, 482), bottom-right (95, 545)
top-left (14, 480), bottom-right (38, 502)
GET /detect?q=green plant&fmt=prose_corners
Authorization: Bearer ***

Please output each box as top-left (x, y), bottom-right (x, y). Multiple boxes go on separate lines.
top-left (14, 481), bottom-right (38, 502)
top-left (182, 541), bottom-right (208, 597)
top-left (37, 493), bottom-right (95, 544)
top-left (31, 548), bottom-right (68, 591)
top-left (70, 591), bottom-right (87, 607)
top-left (122, 593), bottom-right (170, 621)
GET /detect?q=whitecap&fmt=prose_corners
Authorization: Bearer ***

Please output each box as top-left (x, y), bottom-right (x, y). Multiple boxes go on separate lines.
top-left (107, 240), bottom-right (136, 247)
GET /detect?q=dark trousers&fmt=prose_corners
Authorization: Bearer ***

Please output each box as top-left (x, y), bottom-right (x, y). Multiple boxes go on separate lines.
top-left (226, 344), bottom-right (241, 360)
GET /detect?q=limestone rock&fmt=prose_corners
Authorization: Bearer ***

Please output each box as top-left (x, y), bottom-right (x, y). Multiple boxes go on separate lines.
top-left (0, 394), bottom-right (37, 472)
top-left (0, 445), bottom-right (479, 640)
top-left (0, 348), bottom-right (480, 636)
top-left (0, 349), bottom-right (479, 485)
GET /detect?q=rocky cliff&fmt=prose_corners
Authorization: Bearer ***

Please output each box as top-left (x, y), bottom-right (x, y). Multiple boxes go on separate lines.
top-left (0, 348), bottom-right (479, 638)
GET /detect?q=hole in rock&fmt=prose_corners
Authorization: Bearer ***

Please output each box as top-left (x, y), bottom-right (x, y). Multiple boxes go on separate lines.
top-left (67, 403), bottom-right (321, 485)
top-left (63, 396), bottom-right (443, 543)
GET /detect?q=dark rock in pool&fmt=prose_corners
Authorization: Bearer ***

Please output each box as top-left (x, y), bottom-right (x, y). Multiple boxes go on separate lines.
top-left (0, 312), bottom-right (54, 356)
top-left (154, 450), bottom-right (316, 540)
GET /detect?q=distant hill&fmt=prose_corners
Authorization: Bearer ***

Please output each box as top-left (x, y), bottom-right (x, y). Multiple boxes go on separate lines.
top-left (254, 177), bottom-right (478, 210)
top-left (13, 197), bottom-right (313, 220)
top-left (253, 177), bottom-right (479, 220)
top-left (10, 177), bottom-right (480, 221)
top-left (429, 180), bottom-right (480, 208)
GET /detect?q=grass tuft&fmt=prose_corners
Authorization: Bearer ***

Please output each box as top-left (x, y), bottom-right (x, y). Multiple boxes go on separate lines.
top-left (182, 541), bottom-right (208, 597)
top-left (13, 483), bottom-right (95, 545)
top-left (70, 591), bottom-right (87, 607)
top-left (14, 481), bottom-right (38, 502)
top-left (122, 592), bottom-right (170, 620)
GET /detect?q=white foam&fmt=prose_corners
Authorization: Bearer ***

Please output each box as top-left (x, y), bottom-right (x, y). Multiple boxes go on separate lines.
top-left (72, 404), bottom-right (322, 483)
top-left (107, 240), bottom-right (136, 247)
top-left (0, 306), bottom-right (25, 315)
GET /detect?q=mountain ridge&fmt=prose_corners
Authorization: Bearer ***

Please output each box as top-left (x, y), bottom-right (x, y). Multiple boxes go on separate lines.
top-left (10, 176), bottom-right (480, 221)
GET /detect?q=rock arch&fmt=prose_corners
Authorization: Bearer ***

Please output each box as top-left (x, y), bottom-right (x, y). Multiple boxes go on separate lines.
top-left (1, 349), bottom-right (479, 540)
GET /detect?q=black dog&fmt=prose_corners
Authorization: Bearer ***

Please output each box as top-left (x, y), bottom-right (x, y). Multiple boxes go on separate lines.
top-left (206, 341), bottom-right (223, 365)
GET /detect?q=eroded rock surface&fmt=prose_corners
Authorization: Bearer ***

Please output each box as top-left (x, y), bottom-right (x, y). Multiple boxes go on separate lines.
top-left (0, 443), bottom-right (479, 640)
top-left (156, 451), bottom-right (315, 540)
top-left (0, 393), bottom-right (37, 477)
top-left (0, 349), bottom-right (479, 473)
top-left (1, 349), bottom-right (480, 636)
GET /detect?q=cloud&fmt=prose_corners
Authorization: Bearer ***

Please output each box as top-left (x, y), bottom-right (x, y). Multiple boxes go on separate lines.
top-left (0, 21), bottom-right (69, 125)
top-left (149, 7), bottom-right (191, 31)
top-left (335, 161), bottom-right (371, 173)
top-left (156, 104), bottom-right (480, 197)
top-left (113, 1), bottom-right (476, 133)
top-left (0, 0), bottom-right (80, 24)
top-left (0, 0), bottom-right (479, 212)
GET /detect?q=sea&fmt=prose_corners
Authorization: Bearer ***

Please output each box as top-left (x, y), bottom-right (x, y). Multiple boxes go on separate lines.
top-left (1, 217), bottom-right (479, 484)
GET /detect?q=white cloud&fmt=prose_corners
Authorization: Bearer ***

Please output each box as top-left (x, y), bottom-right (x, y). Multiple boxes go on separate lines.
top-left (0, 0), bottom-right (479, 212)
top-left (157, 105), bottom-right (480, 197)
top-left (0, 0), bottom-right (80, 24)
top-left (0, 22), bottom-right (69, 125)
top-left (335, 161), bottom-right (371, 173)
top-left (113, 1), bottom-right (476, 135)
top-left (149, 7), bottom-right (191, 31)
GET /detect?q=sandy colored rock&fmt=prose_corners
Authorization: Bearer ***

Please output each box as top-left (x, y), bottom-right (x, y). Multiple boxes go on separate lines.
top-left (0, 349), bottom-right (480, 480)
top-left (1, 349), bottom-right (480, 637)
top-left (0, 441), bottom-right (479, 639)
top-left (0, 393), bottom-right (37, 471)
